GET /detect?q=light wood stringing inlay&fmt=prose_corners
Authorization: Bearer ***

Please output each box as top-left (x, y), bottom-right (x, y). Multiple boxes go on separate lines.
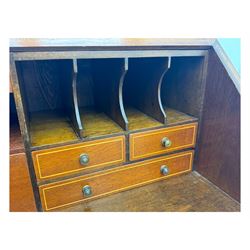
top-left (130, 123), bottom-right (197, 161)
top-left (40, 151), bottom-right (194, 211)
top-left (32, 136), bottom-right (125, 181)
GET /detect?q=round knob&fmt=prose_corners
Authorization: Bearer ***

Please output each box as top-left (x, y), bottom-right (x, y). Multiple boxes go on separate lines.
top-left (162, 137), bottom-right (172, 147)
top-left (82, 185), bottom-right (92, 197)
top-left (79, 153), bottom-right (89, 165)
top-left (160, 165), bottom-right (169, 176)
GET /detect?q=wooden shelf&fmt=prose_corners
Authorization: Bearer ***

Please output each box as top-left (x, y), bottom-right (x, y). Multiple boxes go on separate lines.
top-left (127, 107), bottom-right (197, 131)
top-left (30, 110), bottom-right (79, 147)
top-left (126, 107), bottom-right (162, 131)
top-left (79, 107), bottom-right (124, 138)
top-left (29, 107), bottom-right (198, 147)
top-left (165, 107), bottom-right (197, 125)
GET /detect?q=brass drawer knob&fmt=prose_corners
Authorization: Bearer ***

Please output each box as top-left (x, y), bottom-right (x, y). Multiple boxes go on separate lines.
top-left (160, 165), bottom-right (169, 176)
top-left (82, 185), bottom-right (92, 197)
top-left (162, 137), bottom-right (172, 147)
top-left (79, 153), bottom-right (89, 165)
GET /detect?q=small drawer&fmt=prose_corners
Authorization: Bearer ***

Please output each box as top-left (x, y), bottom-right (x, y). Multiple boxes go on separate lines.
top-left (39, 150), bottom-right (194, 211)
top-left (32, 136), bottom-right (125, 181)
top-left (129, 123), bottom-right (197, 161)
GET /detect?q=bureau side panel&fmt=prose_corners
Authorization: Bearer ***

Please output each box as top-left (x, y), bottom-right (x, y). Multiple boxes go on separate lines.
top-left (195, 48), bottom-right (240, 202)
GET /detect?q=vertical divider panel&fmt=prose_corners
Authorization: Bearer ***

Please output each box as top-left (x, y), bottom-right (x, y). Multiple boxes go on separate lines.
top-left (161, 56), bottom-right (205, 118)
top-left (119, 58), bottom-right (129, 130)
top-left (158, 57), bottom-right (171, 124)
top-left (61, 59), bottom-right (83, 139)
top-left (92, 58), bottom-right (129, 130)
top-left (124, 57), bottom-right (170, 124)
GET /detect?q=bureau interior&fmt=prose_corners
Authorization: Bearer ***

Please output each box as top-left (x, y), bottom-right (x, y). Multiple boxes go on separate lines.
top-left (15, 59), bottom-right (80, 147)
top-left (15, 55), bottom-right (204, 147)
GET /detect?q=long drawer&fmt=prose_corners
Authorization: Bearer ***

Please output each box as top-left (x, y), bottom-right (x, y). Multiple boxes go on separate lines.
top-left (129, 123), bottom-right (197, 161)
top-left (39, 150), bottom-right (194, 211)
top-left (32, 136), bottom-right (125, 181)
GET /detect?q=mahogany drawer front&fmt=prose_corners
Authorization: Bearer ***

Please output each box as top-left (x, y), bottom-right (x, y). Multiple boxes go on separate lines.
top-left (40, 150), bottom-right (194, 211)
top-left (129, 123), bottom-right (197, 161)
top-left (32, 136), bottom-right (125, 181)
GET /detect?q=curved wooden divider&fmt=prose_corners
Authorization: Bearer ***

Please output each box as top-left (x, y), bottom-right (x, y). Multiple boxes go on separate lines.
top-left (123, 57), bottom-right (170, 124)
top-left (118, 58), bottom-right (129, 130)
top-left (61, 59), bottom-right (83, 138)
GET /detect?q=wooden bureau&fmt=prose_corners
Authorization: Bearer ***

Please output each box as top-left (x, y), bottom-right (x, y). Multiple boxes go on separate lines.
top-left (9, 39), bottom-right (240, 211)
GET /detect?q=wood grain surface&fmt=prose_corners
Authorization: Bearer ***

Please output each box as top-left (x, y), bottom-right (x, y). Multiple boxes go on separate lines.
top-left (124, 107), bottom-right (197, 131)
top-left (30, 110), bottom-right (79, 147)
top-left (32, 136), bottom-right (125, 181)
top-left (126, 107), bottom-right (163, 131)
top-left (79, 107), bottom-right (124, 138)
top-left (9, 38), bottom-right (214, 53)
top-left (195, 49), bottom-right (240, 202)
top-left (61, 59), bottom-right (83, 138)
top-left (30, 107), bottom-right (197, 149)
top-left (162, 56), bottom-right (206, 118)
top-left (40, 151), bottom-right (193, 211)
top-left (91, 58), bottom-right (128, 130)
top-left (10, 122), bottom-right (24, 155)
top-left (9, 40), bottom-right (241, 212)
top-left (58, 171), bottom-right (239, 212)
top-left (165, 108), bottom-right (198, 125)
top-left (130, 123), bottom-right (197, 161)
top-left (123, 57), bottom-right (169, 124)
top-left (10, 153), bottom-right (37, 212)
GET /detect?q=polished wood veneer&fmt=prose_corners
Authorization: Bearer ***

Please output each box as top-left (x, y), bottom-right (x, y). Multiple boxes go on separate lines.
top-left (10, 39), bottom-right (240, 212)
top-left (10, 153), bottom-right (37, 212)
top-left (58, 172), bottom-right (240, 212)
top-left (32, 136), bottom-right (125, 181)
top-left (30, 110), bottom-right (78, 147)
top-left (40, 151), bottom-right (193, 211)
top-left (130, 123), bottom-right (197, 161)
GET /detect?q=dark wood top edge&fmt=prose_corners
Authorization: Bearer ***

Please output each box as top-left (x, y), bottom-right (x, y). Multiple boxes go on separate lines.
top-left (9, 38), bottom-right (215, 52)
top-left (10, 46), bottom-right (212, 52)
